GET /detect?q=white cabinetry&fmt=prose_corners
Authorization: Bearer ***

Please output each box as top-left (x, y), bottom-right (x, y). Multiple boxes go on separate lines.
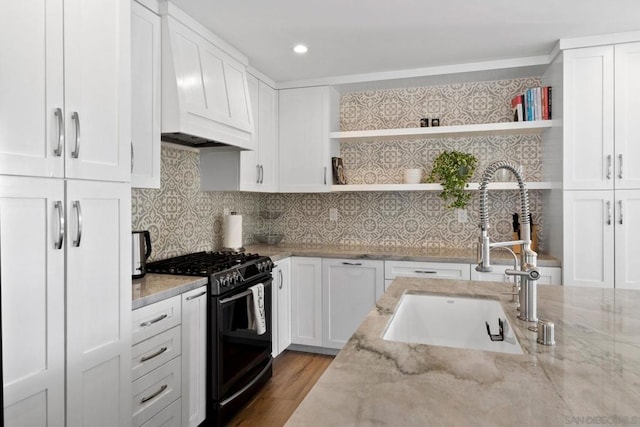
top-left (0, 0), bottom-right (130, 181)
top-left (322, 259), bottom-right (384, 350)
top-left (1, 177), bottom-right (65, 427)
top-left (278, 87), bottom-right (340, 192)
top-left (181, 286), bottom-right (208, 427)
top-left (290, 257), bottom-right (323, 346)
top-left (65, 181), bottom-right (132, 427)
top-left (131, 0), bottom-right (161, 188)
top-left (384, 260), bottom-right (470, 291)
top-left (132, 296), bottom-right (183, 427)
top-left (272, 258), bottom-right (292, 357)
top-left (561, 42), bottom-right (640, 288)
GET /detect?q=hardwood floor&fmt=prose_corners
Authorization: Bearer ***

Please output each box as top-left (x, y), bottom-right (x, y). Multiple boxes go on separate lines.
top-left (227, 350), bottom-right (334, 427)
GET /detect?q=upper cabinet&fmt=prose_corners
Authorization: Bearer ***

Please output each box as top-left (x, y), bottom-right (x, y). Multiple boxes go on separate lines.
top-left (278, 86), bottom-right (340, 193)
top-left (160, 4), bottom-right (254, 150)
top-left (0, 0), bottom-right (130, 182)
top-left (131, 1), bottom-right (161, 188)
top-left (563, 42), bottom-right (640, 190)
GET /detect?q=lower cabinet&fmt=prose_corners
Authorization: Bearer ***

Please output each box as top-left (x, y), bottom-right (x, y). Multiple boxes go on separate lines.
top-left (140, 398), bottom-right (182, 427)
top-left (322, 259), bottom-right (384, 350)
top-left (131, 295), bottom-right (183, 427)
top-left (290, 257), bottom-right (383, 351)
top-left (272, 258), bottom-right (292, 357)
top-left (290, 257), bottom-right (323, 347)
top-left (181, 286), bottom-right (208, 427)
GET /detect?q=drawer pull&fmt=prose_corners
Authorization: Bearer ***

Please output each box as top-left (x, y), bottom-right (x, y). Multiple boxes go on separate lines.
top-left (140, 384), bottom-right (167, 404)
top-left (342, 262), bottom-right (362, 266)
top-left (186, 291), bottom-right (207, 301)
top-left (140, 313), bottom-right (168, 327)
top-left (414, 270), bottom-right (437, 274)
top-left (140, 346), bottom-right (167, 363)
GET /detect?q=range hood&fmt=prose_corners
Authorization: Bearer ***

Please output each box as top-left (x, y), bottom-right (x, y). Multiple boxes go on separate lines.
top-left (160, 3), bottom-right (254, 150)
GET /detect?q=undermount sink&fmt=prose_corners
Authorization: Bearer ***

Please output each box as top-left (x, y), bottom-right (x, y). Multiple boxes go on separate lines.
top-left (382, 292), bottom-right (523, 355)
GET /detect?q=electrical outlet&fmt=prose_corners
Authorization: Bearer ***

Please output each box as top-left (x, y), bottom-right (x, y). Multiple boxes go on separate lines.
top-left (223, 207), bottom-right (230, 216)
top-left (456, 208), bottom-right (468, 223)
top-left (329, 208), bottom-right (338, 221)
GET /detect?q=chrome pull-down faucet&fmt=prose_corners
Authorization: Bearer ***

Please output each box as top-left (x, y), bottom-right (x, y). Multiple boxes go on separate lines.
top-left (476, 161), bottom-right (540, 322)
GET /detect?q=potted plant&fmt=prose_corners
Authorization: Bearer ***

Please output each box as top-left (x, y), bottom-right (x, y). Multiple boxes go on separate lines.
top-left (427, 150), bottom-right (478, 209)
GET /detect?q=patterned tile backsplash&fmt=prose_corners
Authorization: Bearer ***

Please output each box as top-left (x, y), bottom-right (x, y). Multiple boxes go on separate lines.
top-left (132, 77), bottom-right (547, 258)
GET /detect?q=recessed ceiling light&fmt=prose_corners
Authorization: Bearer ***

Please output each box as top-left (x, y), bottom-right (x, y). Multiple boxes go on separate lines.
top-left (293, 44), bottom-right (308, 54)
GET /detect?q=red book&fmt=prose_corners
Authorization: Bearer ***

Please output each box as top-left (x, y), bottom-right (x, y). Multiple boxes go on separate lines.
top-left (511, 94), bottom-right (524, 122)
top-left (542, 87), bottom-right (548, 120)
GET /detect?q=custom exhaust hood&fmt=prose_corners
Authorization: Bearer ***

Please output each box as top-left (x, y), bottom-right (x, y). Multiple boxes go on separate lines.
top-left (160, 3), bottom-right (254, 150)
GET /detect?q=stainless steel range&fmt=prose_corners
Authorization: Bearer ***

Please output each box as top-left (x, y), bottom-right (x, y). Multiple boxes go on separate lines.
top-left (146, 251), bottom-right (274, 426)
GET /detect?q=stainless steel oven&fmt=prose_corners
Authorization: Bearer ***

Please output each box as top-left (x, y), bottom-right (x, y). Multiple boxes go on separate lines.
top-left (209, 275), bottom-right (273, 425)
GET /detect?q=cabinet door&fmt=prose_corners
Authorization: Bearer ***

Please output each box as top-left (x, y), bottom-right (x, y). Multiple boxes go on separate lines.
top-left (181, 286), bottom-right (207, 427)
top-left (0, 1), bottom-right (64, 178)
top-left (290, 257), bottom-right (323, 346)
top-left (614, 190), bottom-right (640, 290)
top-left (563, 46), bottom-right (615, 190)
top-left (275, 258), bottom-right (292, 356)
top-left (1, 177), bottom-right (65, 427)
top-left (279, 87), bottom-right (337, 193)
top-left (239, 74), bottom-right (260, 191)
top-left (131, 1), bottom-right (161, 188)
top-left (563, 191), bottom-right (614, 288)
top-left (65, 180), bottom-right (132, 427)
top-left (614, 42), bottom-right (640, 190)
top-left (64, 0), bottom-right (131, 182)
top-left (322, 259), bottom-right (384, 350)
top-left (257, 81), bottom-right (279, 192)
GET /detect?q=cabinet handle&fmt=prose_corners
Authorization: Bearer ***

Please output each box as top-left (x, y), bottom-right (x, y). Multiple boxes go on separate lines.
top-left (186, 291), bottom-right (207, 300)
top-left (279, 269), bottom-right (283, 289)
top-left (342, 262), bottom-right (362, 266)
top-left (54, 108), bottom-right (64, 157)
top-left (54, 201), bottom-right (64, 250)
top-left (72, 201), bottom-right (82, 247)
top-left (618, 154), bottom-right (623, 179)
top-left (71, 112), bottom-right (80, 158)
top-left (131, 142), bottom-right (134, 174)
top-left (140, 384), bottom-right (167, 404)
top-left (256, 164), bottom-right (260, 184)
top-left (619, 200), bottom-right (623, 225)
top-left (140, 346), bottom-right (167, 362)
top-left (606, 201), bottom-right (612, 226)
top-left (140, 313), bottom-right (168, 327)
top-left (414, 270), bottom-right (437, 274)
top-left (324, 167), bottom-right (327, 185)
top-left (260, 165), bottom-right (264, 184)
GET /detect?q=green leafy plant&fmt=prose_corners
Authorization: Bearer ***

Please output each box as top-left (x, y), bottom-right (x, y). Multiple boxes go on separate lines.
top-left (427, 150), bottom-right (478, 209)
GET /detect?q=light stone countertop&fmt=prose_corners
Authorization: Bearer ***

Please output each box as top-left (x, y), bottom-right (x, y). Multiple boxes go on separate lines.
top-left (132, 274), bottom-right (207, 309)
top-left (286, 278), bottom-right (640, 426)
top-left (244, 243), bottom-right (561, 267)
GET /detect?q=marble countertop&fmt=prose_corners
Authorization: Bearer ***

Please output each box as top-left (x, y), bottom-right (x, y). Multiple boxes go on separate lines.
top-left (286, 278), bottom-right (640, 426)
top-left (245, 243), bottom-right (561, 267)
top-left (132, 274), bottom-right (207, 309)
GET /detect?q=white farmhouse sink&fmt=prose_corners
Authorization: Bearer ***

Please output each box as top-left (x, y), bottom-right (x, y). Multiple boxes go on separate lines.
top-left (382, 292), bottom-right (523, 354)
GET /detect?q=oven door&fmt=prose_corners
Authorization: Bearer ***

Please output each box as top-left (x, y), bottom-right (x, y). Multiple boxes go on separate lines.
top-left (212, 277), bottom-right (273, 403)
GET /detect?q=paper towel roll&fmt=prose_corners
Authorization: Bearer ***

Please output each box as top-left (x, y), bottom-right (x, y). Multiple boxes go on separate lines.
top-left (223, 213), bottom-right (243, 250)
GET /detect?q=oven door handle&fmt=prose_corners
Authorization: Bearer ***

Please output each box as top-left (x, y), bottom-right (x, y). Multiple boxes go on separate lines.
top-left (220, 358), bottom-right (273, 408)
top-left (219, 289), bottom-right (253, 305)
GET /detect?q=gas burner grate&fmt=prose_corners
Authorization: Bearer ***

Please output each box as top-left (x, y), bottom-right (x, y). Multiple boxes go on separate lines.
top-left (146, 251), bottom-right (261, 276)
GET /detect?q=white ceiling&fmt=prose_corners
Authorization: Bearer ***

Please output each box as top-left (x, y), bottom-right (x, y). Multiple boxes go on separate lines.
top-left (170, 0), bottom-right (640, 85)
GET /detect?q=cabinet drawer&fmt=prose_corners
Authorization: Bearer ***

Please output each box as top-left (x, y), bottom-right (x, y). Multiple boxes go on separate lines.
top-left (139, 398), bottom-right (181, 427)
top-left (132, 325), bottom-right (181, 381)
top-left (132, 295), bottom-right (181, 344)
top-left (132, 356), bottom-right (182, 426)
top-left (470, 265), bottom-right (562, 286)
top-left (384, 261), bottom-right (470, 280)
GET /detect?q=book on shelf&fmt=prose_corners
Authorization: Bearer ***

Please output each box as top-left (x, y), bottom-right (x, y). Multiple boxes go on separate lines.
top-left (512, 86), bottom-right (552, 121)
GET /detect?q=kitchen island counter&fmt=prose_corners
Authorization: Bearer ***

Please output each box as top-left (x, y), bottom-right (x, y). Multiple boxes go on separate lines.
top-left (245, 243), bottom-right (561, 267)
top-left (286, 278), bottom-right (640, 426)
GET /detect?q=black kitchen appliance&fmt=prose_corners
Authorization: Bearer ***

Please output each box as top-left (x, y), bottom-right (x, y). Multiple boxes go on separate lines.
top-left (145, 251), bottom-right (274, 426)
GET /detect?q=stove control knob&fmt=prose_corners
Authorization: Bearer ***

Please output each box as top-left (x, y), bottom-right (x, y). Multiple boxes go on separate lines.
top-left (218, 277), bottom-right (227, 288)
top-left (257, 262), bottom-right (264, 272)
top-left (266, 260), bottom-right (272, 269)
